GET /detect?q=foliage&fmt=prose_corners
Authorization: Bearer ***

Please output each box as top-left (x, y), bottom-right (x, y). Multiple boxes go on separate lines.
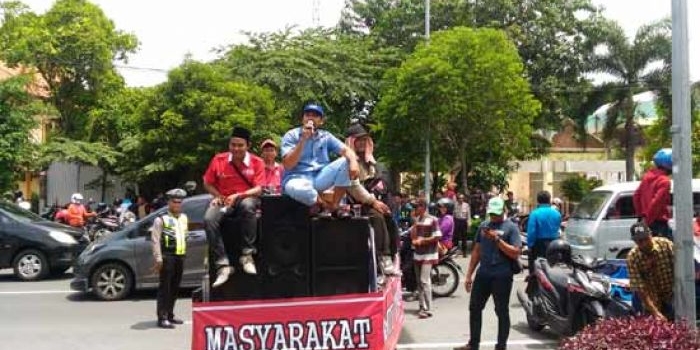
top-left (0, 75), bottom-right (42, 192)
top-left (37, 136), bottom-right (120, 169)
top-left (375, 27), bottom-right (541, 191)
top-left (560, 316), bottom-right (699, 350)
top-left (586, 18), bottom-right (671, 181)
top-left (0, 0), bottom-right (138, 139)
top-left (341, 0), bottom-right (607, 129)
top-left (119, 60), bottom-right (284, 191)
top-left (560, 174), bottom-right (602, 202)
top-left (217, 28), bottom-right (401, 134)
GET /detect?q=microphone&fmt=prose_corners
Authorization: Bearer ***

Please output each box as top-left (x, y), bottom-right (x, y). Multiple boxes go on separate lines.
top-left (305, 120), bottom-right (315, 134)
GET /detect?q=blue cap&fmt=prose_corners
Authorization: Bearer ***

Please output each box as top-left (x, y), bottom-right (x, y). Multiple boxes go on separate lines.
top-left (303, 104), bottom-right (325, 117)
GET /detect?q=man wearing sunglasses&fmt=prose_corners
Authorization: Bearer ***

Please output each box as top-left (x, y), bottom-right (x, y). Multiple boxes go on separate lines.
top-left (626, 221), bottom-right (675, 321)
top-left (150, 188), bottom-right (188, 329)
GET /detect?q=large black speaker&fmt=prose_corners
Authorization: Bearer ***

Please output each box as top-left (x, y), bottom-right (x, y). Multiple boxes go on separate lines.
top-left (259, 195), bottom-right (311, 298)
top-left (311, 217), bottom-right (375, 296)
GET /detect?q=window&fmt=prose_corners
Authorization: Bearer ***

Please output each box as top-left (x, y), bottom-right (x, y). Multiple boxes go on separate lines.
top-left (608, 194), bottom-right (636, 219)
top-left (572, 191), bottom-right (612, 220)
top-left (182, 198), bottom-right (208, 231)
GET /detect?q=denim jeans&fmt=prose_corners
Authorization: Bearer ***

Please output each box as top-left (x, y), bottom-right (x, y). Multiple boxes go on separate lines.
top-left (468, 272), bottom-right (514, 350)
top-left (283, 157), bottom-right (351, 206)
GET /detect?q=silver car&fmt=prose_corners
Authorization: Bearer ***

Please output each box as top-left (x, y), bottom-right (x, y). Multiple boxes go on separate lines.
top-left (70, 195), bottom-right (209, 300)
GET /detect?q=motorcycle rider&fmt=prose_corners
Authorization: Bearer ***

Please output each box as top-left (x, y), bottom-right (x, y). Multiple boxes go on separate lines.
top-left (627, 222), bottom-right (674, 321)
top-left (436, 198), bottom-right (455, 253)
top-left (526, 191), bottom-right (562, 274)
top-left (633, 148), bottom-right (673, 239)
top-left (455, 197), bottom-right (521, 350)
top-left (65, 193), bottom-right (96, 228)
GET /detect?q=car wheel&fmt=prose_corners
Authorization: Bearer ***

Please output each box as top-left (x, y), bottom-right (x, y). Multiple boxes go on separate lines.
top-left (91, 263), bottom-right (133, 301)
top-left (13, 249), bottom-right (49, 281)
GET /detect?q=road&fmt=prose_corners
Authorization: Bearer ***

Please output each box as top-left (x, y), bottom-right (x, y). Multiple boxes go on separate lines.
top-left (0, 257), bottom-right (562, 350)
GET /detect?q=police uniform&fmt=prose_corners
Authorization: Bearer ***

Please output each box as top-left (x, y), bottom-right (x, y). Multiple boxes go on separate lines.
top-left (151, 189), bottom-right (188, 328)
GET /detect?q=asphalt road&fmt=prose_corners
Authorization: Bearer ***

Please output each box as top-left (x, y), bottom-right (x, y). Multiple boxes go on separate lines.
top-left (0, 256), bottom-right (562, 350)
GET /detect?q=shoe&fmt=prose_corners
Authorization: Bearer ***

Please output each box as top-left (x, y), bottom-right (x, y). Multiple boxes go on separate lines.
top-left (417, 310), bottom-right (431, 319)
top-left (381, 256), bottom-right (397, 275)
top-left (377, 275), bottom-right (386, 286)
top-left (168, 318), bottom-right (184, 325)
top-left (240, 254), bottom-right (257, 275)
top-left (212, 266), bottom-right (233, 288)
top-left (453, 344), bottom-right (474, 350)
top-left (157, 319), bottom-right (174, 329)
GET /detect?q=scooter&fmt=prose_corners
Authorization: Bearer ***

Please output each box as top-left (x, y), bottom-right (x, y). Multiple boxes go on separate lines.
top-left (517, 255), bottom-right (633, 336)
top-left (399, 230), bottom-right (462, 298)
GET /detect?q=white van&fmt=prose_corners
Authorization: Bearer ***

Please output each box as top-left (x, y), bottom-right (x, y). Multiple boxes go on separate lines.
top-left (566, 179), bottom-right (700, 260)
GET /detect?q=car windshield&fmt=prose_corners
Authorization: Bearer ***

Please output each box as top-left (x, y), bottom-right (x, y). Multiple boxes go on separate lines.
top-left (571, 191), bottom-right (612, 220)
top-left (0, 201), bottom-right (45, 223)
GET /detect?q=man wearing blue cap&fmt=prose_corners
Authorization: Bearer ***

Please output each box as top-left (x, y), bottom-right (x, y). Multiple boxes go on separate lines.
top-left (281, 103), bottom-right (380, 213)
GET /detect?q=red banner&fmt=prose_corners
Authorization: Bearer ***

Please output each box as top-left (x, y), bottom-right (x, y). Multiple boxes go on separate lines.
top-left (192, 277), bottom-right (403, 350)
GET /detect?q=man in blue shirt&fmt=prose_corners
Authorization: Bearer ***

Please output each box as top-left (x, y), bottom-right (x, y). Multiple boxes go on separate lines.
top-left (281, 103), bottom-right (380, 212)
top-left (455, 197), bottom-right (521, 350)
top-left (526, 190), bottom-right (562, 273)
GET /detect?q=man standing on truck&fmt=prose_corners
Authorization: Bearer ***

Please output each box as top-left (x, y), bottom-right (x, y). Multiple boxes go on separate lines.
top-left (633, 148), bottom-right (673, 239)
top-left (626, 222), bottom-right (674, 320)
top-left (151, 188), bottom-right (188, 329)
top-left (203, 126), bottom-right (265, 287)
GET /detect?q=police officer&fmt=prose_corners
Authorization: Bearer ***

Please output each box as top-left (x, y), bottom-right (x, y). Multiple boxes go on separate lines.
top-left (151, 188), bottom-right (188, 329)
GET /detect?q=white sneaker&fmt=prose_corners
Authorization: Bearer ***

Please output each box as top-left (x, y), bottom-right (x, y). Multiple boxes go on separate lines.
top-left (240, 255), bottom-right (257, 275)
top-left (382, 256), bottom-right (397, 275)
top-left (212, 266), bottom-right (233, 288)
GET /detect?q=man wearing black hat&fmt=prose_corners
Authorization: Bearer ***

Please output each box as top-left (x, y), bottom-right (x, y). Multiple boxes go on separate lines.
top-left (626, 222), bottom-right (674, 320)
top-left (203, 126), bottom-right (265, 287)
top-left (151, 188), bottom-right (188, 329)
top-left (281, 103), bottom-right (377, 213)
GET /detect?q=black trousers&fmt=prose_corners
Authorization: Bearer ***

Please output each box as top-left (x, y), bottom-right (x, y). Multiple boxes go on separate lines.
top-left (365, 207), bottom-right (399, 257)
top-left (454, 218), bottom-right (468, 254)
top-left (204, 197), bottom-right (259, 268)
top-left (528, 238), bottom-right (554, 274)
top-left (156, 254), bottom-right (184, 321)
top-left (468, 272), bottom-right (514, 350)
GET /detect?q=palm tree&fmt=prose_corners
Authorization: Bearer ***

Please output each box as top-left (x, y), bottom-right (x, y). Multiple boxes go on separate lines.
top-left (588, 19), bottom-right (671, 181)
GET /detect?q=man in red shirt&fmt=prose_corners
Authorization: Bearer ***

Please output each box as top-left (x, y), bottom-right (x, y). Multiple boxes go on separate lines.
top-left (260, 139), bottom-right (284, 194)
top-left (633, 148), bottom-right (672, 239)
top-left (203, 127), bottom-right (265, 287)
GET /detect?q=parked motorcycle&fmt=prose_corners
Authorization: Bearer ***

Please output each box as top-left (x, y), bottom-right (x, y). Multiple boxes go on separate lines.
top-left (516, 239), bottom-right (633, 336)
top-left (399, 230), bottom-right (462, 298)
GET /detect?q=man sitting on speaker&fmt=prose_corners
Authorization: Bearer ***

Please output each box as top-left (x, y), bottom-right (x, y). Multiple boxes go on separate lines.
top-left (344, 122), bottom-right (396, 275)
top-left (281, 103), bottom-right (387, 215)
top-left (203, 126), bottom-right (265, 287)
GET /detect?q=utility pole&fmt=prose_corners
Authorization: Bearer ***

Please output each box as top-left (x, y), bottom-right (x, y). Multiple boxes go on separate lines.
top-left (424, 0), bottom-right (431, 203)
top-left (671, 0), bottom-right (696, 326)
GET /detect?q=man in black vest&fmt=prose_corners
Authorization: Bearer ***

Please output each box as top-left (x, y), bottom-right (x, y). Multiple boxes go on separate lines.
top-left (151, 188), bottom-right (188, 329)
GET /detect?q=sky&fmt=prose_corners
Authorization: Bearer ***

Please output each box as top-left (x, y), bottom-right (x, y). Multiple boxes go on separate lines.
top-left (17, 0), bottom-right (700, 87)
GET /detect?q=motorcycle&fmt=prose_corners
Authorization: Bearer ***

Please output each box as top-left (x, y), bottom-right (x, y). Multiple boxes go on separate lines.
top-left (399, 230), bottom-right (462, 298)
top-left (86, 210), bottom-right (121, 241)
top-left (517, 255), bottom-right (633, 336)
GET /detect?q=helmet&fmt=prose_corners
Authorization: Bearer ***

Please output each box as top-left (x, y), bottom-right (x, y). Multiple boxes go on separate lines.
top-left (436, 198), bottom-right (455, 214)
top-left (70, 193), bottom-right (84, 203)
top-left (652, 148), bottom-right (672, 170)
top-left (545, 239), bottom-right (572, 266)
top-left (96, 202), bottom-right (108, 213)
top-left (302, 103), bottom-right (325, 117)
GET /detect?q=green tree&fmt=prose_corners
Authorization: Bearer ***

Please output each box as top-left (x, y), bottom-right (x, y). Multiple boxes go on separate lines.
top-left (341, 0), bottom-right (606, 129)
top-left (375, 27), bottom-right (541, 191)
top-left (0, 0), bottom-right (138, 138)
top-left (120, 60), bottom-right (284, 193)
top-left (0, 75), bottom-right (42, 192)
top-left (217, 28), bottom-right (400, 134)
top-left (587, 19), bottom-right (671, 180)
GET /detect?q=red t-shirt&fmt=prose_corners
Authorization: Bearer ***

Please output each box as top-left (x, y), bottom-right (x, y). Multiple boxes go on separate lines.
top-left (263, 162), bottom-right (284, 193)
top-left (203, 152), bottom-right (265, 197)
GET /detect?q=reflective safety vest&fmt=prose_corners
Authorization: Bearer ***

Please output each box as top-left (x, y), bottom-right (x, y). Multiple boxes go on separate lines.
top-left (160, 213), bottom-right (188, 256)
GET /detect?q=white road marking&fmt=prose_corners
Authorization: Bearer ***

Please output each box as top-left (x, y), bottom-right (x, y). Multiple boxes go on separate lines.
top-left (0, 290), bottom-right (74, 295)
top-left (397, 339), bottom-right (558, 349)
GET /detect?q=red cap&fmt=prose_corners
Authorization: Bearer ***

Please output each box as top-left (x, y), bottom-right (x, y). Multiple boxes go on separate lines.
top-left (261, 139), bottom-right (277, 149)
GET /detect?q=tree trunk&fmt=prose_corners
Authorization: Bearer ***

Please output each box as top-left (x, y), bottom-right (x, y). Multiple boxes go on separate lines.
top-left (624, 96), bottom-right (635, 181)
top-left (459, 146), bottom-right (468, 193)
top-left (100, 168), bottom-right (107, 202)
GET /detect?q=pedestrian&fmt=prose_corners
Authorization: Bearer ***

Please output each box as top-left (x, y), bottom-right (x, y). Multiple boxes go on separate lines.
top-left (504, 191), bottom-right (516, 216)
top-left (455, 197), bottom-right (521, 350)
top-left (633, 148), bottom-right (673, 239)
top-left (626, 222), bottom-right (674, 321)
top-left (151, 188), bottom-right (188, 329)
top-left (260, 138), bottom-right (284, 194)
top-left (410, 198), bottom-right (441, 319)
top-left (436, 198), bottom-right (455, 253)
top-left (453, 193), bottom-right (471, 256)
top-left (280, 103), bottom-right (366, 213)
top-left (443, 182), bottom-right (457, 200)
top-left (526, 191), bottom-right (562, 274)
top-left (203, 126), bottom-right (265, 287)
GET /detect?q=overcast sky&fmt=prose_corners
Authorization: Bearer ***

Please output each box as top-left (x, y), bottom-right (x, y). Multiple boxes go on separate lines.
top-left (18, 0), bottom-right (700, 87)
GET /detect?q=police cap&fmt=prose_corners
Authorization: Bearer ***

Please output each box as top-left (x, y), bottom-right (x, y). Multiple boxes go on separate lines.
top-left (166, 188), bottom-right (187, 200)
